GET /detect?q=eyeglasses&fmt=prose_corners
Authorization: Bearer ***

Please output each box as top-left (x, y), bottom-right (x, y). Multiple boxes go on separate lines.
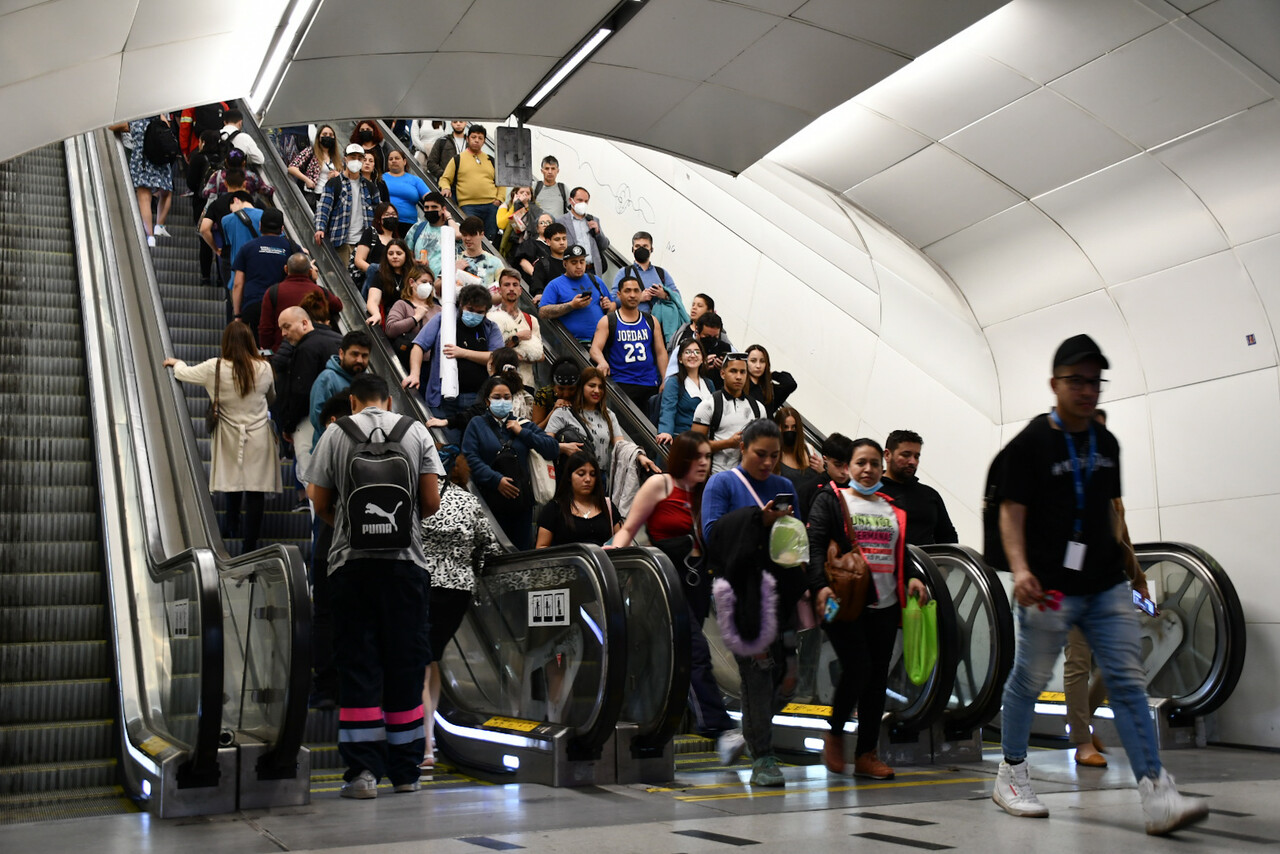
top-left (1054, 374), bottom-right (1108, 390)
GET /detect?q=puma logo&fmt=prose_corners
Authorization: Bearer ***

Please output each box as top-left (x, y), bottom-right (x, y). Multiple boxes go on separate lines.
top-left (362, 501), bottom-right (403, 535)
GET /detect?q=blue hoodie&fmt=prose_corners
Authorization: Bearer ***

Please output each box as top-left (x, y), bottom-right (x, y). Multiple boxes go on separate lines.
top-left (309, 354), bottom-right (357, 445)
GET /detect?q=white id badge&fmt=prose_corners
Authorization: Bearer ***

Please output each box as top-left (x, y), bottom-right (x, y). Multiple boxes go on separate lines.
top-left (1063, 540), bottom-right (1087, 571)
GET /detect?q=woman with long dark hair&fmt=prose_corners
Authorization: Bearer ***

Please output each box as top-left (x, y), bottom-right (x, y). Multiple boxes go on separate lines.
top-left (353, 202), bottom-right (399, 293)
top-left (806, 437), bottom-right (928, 780)
top-left (543, 367), bottom-right (658, 476)
top-left (364, 238), bottom-right (413, 326)
top-left (164, 322), bottom-right (281, 551)
top-left (657, 338), bottom-right (711, 444)
top-left (745, 344), bottom-right (797, 417)
top-left (774, 405), bottom-right (823, 494)
top-left (350, 119), bottom-right (388, 175)
top-left (535, 451), bottom-right (620, 548)
top-left (287, 124), bottom-right (338, 207)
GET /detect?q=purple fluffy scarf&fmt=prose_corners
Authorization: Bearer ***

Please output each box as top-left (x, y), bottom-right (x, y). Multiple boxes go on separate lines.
top-left (713, 572), bottom-right (778, 657)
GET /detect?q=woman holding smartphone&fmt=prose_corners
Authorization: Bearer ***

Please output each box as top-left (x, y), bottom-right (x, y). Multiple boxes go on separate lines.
top-left (805, 437), bottom-right (927, 780)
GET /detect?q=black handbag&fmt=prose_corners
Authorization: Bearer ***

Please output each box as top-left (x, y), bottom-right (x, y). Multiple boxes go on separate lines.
top-left (204, 359), bottom-right (222, 433)
top-left (486, 422), bottom-right (531, 514)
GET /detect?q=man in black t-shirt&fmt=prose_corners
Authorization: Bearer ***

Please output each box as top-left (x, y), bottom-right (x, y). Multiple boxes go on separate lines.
top-left (991, 334), bottom-right (1207, 835)
top-left (878, 429), bottom-right (957, 546)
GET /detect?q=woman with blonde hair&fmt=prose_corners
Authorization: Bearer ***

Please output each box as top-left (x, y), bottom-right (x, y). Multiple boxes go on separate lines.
top-left (164, 322), bottom-right (281, 551)
top-left (287, 124), bottom-right (338, 208)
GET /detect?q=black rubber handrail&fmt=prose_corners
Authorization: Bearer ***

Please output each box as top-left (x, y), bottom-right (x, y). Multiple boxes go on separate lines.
top-left (1134, 541), bottom-right (1246, 720)
top-left (920, 543), bottom-right (1014, 736)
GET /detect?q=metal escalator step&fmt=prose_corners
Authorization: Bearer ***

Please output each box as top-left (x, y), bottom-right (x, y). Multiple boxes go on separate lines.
top-left (0, 396), bottom-right (88, 421)
top-left (173, 344), bottom-right (221, 364)
top-left (0, 758), bottom-right (118, 796)
top-left (0, 679), bottom-right (113, 725)
top-left (0, 605), bottom-right (106, 643)
top-left (0, 641), bottom-right (110, 681)
top-left (169, 327), bottom-right (222, 346)
top-left (0, 414), bottom-right (90, 438)
top-left (0, 541), bottom-right (101, 570)
top-left (0, 573), bottom-right (102, 607)
top-left (0, 375), bottom-right (85, 396)
top-left (0, 355), bottom-right (82, 376)
top-left (0, 338), bottom-right (84, 359)
top-left (168, 311), bottom-right (225, 329)
top-left (159, 283), bottom-right (225, 303)
top-left (304, 707), bottom-right (338, 744)
top-left (0, 319), bottom-right (87, 339)
top-left (0, 486), bottom-right (96, 513)
top-left (0, 786), bottom-right (140, 824)
top-left (0, 719), bottom-right (115, 765)
top-left (0, 512), bottom-right (99, 540)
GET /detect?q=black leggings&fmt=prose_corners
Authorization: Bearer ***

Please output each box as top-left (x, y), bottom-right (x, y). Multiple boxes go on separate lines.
top-left (224, 491), bottom-right (266, 552)
top-left (824, 605), bottom-right (898, 756)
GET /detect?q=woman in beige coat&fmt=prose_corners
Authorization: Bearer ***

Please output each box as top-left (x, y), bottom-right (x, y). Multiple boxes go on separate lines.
top-left (165, 322), bottom-right (281, 551)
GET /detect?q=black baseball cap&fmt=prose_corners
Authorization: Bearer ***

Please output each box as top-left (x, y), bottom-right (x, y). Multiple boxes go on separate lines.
top-left (551, 359), bottom-right (580, 385)
top-left (1053, 334), bottom-right (1109, 370)
top-left (564, 244), bottom-right (587, 259)
top-left (260, 208), bottom-right (284, 232)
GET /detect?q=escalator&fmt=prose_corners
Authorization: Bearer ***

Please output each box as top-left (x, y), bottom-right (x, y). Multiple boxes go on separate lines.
top-left (0, 145), bottom-right (128, 822)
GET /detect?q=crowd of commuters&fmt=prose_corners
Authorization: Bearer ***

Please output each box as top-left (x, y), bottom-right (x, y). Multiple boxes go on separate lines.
top-left (131, 108), bottom-right (1203, 836)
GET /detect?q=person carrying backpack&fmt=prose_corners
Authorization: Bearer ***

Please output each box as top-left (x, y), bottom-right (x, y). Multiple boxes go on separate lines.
top-left (306, 373), bottom-right (443, 800)
top-left (109, 116), bottom-right (175, 247)
top-left (692, 352), bottom-right (764, 474)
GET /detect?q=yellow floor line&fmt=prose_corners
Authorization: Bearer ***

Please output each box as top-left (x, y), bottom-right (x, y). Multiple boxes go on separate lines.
top-left (674, 776), bottom-right (991, 802)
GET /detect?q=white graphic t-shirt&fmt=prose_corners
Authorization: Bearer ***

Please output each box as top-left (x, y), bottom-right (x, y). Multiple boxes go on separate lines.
top-left (841, 492), bottom-right (900, 609)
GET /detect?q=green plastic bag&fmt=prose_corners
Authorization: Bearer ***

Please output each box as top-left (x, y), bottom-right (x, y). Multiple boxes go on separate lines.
top-left (768, 516), bottom-right (809, 567)
top-left (903, 596), bottom-right (938, 686)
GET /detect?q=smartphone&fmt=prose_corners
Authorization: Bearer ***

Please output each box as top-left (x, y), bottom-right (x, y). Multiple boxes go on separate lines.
top-left (772, 493), bottom-right (793, 512)
top-left (1132, 588), bottom-right (1158, 617)
top-left (823, 595), bottom-right (841, 622)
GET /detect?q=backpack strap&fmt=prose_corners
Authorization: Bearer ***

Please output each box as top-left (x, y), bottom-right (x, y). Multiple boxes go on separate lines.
top-left (385, 416), bottom-right (413, 444)
top-left (522, 311), bottom-right (532, 328)
top-left (235, 209), bottom-right (259, 239)
top-left (265, 284), bottom-right (279, 314)
top-left (709, 392), bottom-right (724, 437)
top-left (336, 415), bottom-right (368, 444)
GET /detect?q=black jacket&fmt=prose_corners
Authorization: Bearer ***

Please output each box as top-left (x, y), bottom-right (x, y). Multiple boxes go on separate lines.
top-left (272, 326), bottom-right (341, 432)
top-left (877, 476), bottom-right (958, 546)
top-left (805, 485), bottom-right (922, 599)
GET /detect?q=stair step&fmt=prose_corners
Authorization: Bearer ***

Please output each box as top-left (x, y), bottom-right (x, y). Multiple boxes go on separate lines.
top-left (0, 605), bottom-right (106, 643)
top-left (0, 573), bottom-right (103, 607)
top-left (0, 719), bottom-right (115, 765)
top-left (0, 541), bottom-right (102, 572)
top-left (0, 758), bottom-right (118, 796)
top-left (0, 679), bottom-right (114, 725)
top-left (0, 641), bottom-right (110, 681)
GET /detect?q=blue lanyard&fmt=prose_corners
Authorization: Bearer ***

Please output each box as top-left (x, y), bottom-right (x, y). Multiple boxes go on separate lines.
top-left (1049, 409), bottom-right (1096, 536)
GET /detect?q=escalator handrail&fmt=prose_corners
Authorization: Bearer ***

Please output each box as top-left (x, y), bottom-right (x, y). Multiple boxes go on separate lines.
top-left (374, 121), bottom-right (668, 465)
top-left (889, 546), bottom-right (959, 734)
top-left (919, 543), bottom-right (1014, 734)
top-left (70, 133), bottom-right (226, 784)
top-left (1134, 541), bottom-right (1247, 719)
top-left (97, 129), bottom-right (312, 782)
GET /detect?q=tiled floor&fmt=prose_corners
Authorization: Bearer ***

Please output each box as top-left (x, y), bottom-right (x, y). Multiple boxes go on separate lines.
top-left (4, 744), bottom-right (1276, 852)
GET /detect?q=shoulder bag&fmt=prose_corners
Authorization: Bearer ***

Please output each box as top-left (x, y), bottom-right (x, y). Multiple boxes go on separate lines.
top-left (204, 359), bottom-right (222, 434)
top-left (824, 484), bottom-right (871, 622)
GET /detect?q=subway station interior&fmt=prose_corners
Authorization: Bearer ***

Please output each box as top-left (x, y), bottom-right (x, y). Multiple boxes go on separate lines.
top-left (1, 0), bottom-right (1278, 850)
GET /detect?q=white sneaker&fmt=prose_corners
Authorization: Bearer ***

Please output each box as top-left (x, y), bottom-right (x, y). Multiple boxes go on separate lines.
top-left (717, 729), bottom-right (747, 766)
top-left (340, 769), bottom-right (377, 799)
top-left (1138, 768), bottom-right (1208, 836)
top-left (153, 225), bottom-right (171, 237)
top-left (146, 235), bottom-right (156, 248)
top-left (993, 760), bottom-right (1049, 818)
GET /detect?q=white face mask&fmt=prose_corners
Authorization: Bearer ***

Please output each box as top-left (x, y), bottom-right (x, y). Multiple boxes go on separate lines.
top-left (346, 159), bottom-right (362, 173)
top-left (573, 202), bottom-right (588, 216)
top-left (415, 283), bottom-right (432, 300)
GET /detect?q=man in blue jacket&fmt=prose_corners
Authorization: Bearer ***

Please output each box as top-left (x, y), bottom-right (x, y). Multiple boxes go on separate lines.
top-left (309, 330), bottom-right (372, 445)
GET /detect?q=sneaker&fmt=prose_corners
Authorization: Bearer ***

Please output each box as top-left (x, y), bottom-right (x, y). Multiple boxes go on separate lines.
top-left (340, 769), bottom-right (377, 800)
top-left (993, 760), bottom-right (1048, 818)
top-left (853, 751), bottom-right (894, 780)
top-left (1138, 768), bottom-right (1208, 836)
top-left (153, 225), bottom-right (171, 237)
top-left (716, 729), bottom-right (747, 766)
top-left (393, 780), bottom-right (421, 793)
top-left (749, 755), bottom-right (785, 787)
top-left (823, 732), bottom-right (845, 774)
top-left (146, 235), bottom-right (156, 248)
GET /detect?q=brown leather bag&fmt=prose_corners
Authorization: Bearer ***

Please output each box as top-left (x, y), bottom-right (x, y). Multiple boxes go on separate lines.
top-left (824, 486), bottom-right (870, 622)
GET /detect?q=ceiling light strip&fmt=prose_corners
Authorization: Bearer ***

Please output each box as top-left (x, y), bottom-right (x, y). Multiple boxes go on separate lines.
top-left (247, 0), bottom-right (323, 115)
top-left (525, 27), bottom-right (613, 108)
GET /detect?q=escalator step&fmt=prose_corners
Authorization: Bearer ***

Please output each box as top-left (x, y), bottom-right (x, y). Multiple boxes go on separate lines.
top-left (0, 679), bottom-right (113, 725)
top-left (0, 719), bottom-right (115, 765)
top-left (0, 439), bottom-right (92, 464)
top-left (0, 375), bottom-right (86, 396)
top-left (0, 415), bottom-right (91, 437)
top-left (0, 400), bottom-right (90, 427)
top-left (0, 486), bottom-right (96, 514)
top-left (0, 541), bottom-right (102, 571)
top-left (0, 758), bottom-right (119, 796)
top-left (0, 785), bottom-right (140, 824)
top-left (0, 291), bottom-right (79, 311)
top-left (0, 641), bottom-right (110, 681)
top-left (0, 573), bottom-right (102, 607)
top-left (0, 513), bottom-right (99, 540)
top-left (0, 605), bottom-right (106, 643)
top-left (0, 338), bottom-right (84, 359)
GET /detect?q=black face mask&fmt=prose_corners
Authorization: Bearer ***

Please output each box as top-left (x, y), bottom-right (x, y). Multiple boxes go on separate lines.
top-left (632, 246), bottom-right (651, 264)
top-left (358, 129), bottom-right (374, 143)
top-left (782, 430), bottom-right (798, 445)
top-left (319, 136), bottom-right (336, 150)
top-left (381, 218), bottom-right (398, 231)
top-left (423, 210), bottom-right (442, 225)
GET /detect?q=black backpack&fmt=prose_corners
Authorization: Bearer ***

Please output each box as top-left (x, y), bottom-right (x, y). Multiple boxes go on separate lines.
top-left (532, 180), bottom-right (568, 213)
top-left (192, 103), bottom-right (225, 137)
top-left (337, 415), bottom-right (417, 551)
top-left (142, 118), bottom-right (180, 166)
top-left (706, 392), bottom-right (762, 438)
top-left (982, 445), bottom-right (1010, 572)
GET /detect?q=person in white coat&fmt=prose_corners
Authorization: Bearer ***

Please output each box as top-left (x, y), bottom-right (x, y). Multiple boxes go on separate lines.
top-left (165, 322), bottom-right (282, 550)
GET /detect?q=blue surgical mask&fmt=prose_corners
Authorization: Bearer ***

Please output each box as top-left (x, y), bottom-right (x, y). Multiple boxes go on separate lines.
top-left (461, 310), bottom-right (484, 327)
top-left (851, 480), bottom-right (883, 496)
top-left (489, 399), bottom-right (513, 419)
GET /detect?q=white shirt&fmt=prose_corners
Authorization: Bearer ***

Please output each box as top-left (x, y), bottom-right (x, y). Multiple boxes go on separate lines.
top-left (569, 217), bottom-right (594, 265)
top-left (693, 393), bottom-right (762, 474)
top-left (221, 123), bottom-right (264, 167)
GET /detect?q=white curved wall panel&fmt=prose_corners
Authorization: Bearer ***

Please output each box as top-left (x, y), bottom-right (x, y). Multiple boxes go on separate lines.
top-left (925, 203), bottom-right (1105, 327)
top-left (854, 214), bottom-right (973, 318)
top-left (848, 144), bottom-right (1021, 248)
top-left (1238, 234), bottom-right (1280, 343)
top-left (1035, 154), bottom-right (1228, 285)
top-left (1149, 368), bottom-right (1280, 507)
top-left (768, 102), bottom-right (931, 193)
top-left (1155, 102), bottom-right (1280, 247)
top-left (1092, 395), bottom-right (1158, 512)
top-left (1111, 251), bottom-right (1275, 391)
top-left (942, 88), bottom-right (1140, 199)
top-left (1049, 23), bottom-right (1271, 149)
top-left (1205, 623), bottom-right (1280, 746)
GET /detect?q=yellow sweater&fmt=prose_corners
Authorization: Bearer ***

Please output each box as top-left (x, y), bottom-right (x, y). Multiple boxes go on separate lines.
top-left (440, 151), bottom-right (505, 207)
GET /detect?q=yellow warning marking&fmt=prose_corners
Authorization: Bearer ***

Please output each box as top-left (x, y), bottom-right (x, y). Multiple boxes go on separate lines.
top-left (780, 703), bottom-right (833, 716)
top-left (483, 716), bottom-right (541, 732)
top-left (1037, 691), bottom-right (1065, 702)
top-left (138, 736), bottom-right (172, 757)
top-left (674, 776), bottom-right (990, 802)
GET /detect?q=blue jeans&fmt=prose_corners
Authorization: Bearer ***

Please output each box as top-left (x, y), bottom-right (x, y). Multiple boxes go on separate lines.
top-left (461, 203), bottom-right (500, 245)
top-left (1000, 582), bottom-right (1161, 781)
